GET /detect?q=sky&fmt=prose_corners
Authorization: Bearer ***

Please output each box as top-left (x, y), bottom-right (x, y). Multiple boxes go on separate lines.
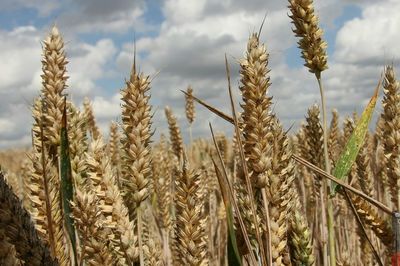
top-left (0, 0), bottom-right (399, 149)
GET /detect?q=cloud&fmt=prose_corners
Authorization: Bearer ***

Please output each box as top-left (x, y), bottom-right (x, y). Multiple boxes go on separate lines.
top-left (68, 38), bottom-right (117, 98)
top-left (56, 0), bottom-right (151, 35)
top-left (334, 0), bottom-right (400, 65)
top-left (0, 0), bottom-right (59, 16)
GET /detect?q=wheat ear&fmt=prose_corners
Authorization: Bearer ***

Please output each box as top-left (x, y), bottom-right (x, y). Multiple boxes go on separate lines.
top-left (264, 116), bottom-right (296, 265)
top-left (328, 109), bottom-right (341, 167)
top-left (0, 173), bottom-right (57, 265)
top-left (67, 104), bottom-right (89, 189)
top-left (108, 121), bottom-right (122, 187)
top-left (165, 106), bottom-right (184, 159)
top-left (288, 0), bottom-right (328, 74)
top-left (173, 155), bottom-right (207, 265)
top-left (121, 62), bottom-right (153, 214)
top-left (289, 210), bottom-right (315, 266)
top-left (86, 137), bottom-right (139, 263)
top-left (380, 65), bottom-right (400, 210)
top-left (29, 100), bottom-right (67, 265)
top-left (83, 97), bottom-right (101, 141)
top-left (185, 85), bottom-right (196, 125)
top-left (239, 32), bottom-right (273, 188)
top-left (71, 189), bottom-right (115, 265)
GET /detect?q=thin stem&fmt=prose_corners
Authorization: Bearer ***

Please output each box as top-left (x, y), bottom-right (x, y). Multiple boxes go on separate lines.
top-left (327, 196), bottom-right (335, 265)
top-left (39, 119), bottom-right (56, 258)
top-left (315, 72), bottom-right (331, 174)
top-left (343, 190), bottom-right (384, 266)
top-left (137, 205), bottom-right (144, 266)
top-left (292, 154), bottom-right (392, 214)
top-left (225, 54), bottom-right (266, 265)
top-left (162, 229), bottom-right (172, 266)
top-left (261, 189), bottom-right (273, 266)
top-left (189, 124), bottom-right (193, 160)
top-left (315, 71), bottom-right (335, 266)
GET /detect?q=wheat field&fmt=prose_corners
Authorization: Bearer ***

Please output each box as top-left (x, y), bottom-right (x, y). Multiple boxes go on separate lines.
top-left (0, 0), bottom-right (399, 265)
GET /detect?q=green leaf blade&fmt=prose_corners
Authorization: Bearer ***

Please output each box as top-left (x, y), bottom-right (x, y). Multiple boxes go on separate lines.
top-left (331, 82), bottom-right (380, 196)
top-left (60, 100), bottom-right (77, 264)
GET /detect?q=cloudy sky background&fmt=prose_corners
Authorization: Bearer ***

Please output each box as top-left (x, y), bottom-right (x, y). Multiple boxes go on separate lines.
top-left (0, 0), bottom-right (399, 148)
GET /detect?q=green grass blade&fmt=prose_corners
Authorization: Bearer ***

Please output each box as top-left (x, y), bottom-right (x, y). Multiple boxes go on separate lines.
top-left (226, 205), bottom-right (242, 266)
top-left (212, 161), bottom-right (242, 266)
top-left (60, 99), bottom-right (77, 264)
top-left (331, 81), bottom-right (381, 196)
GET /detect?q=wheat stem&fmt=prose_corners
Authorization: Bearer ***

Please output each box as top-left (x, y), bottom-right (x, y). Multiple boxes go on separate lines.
top-left (316, 72), bottom-right (335, 266)
top-left (137, 205), bottom-right (145, 266)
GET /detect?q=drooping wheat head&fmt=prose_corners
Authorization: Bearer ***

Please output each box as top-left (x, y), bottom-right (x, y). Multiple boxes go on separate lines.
top-left (288, 0), bottom-right (328, 75)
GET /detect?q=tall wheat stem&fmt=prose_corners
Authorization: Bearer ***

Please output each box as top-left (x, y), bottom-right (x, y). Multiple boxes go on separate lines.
top-left (316, 72), bottom-right (335, 266)
top-left (137, 205), bottom-right (145, 266)
top-left (189, 125), bottom-right (193, 159)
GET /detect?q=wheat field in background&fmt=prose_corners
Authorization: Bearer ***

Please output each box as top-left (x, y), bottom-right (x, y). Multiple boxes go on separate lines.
top-left (0, 0), bottom-right (399, 265)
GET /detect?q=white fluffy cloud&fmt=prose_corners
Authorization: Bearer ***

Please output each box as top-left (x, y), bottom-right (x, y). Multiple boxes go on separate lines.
top-left (334, 0), bottom-right (400, 65)
top-left (68, 39), bottom-right (117, 98)
top-left (57, 0), bottom-right (149, 35)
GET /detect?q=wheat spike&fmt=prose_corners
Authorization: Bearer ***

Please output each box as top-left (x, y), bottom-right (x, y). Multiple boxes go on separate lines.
top-left (328, 109), bottom-right (341, 167)
top-left (165, 106), bottom-right (184, 159)
top-left (380, 65), bottom-right (400, 210)
top-left (152, 146), bottom-right (173, 231)
top-left (29, 99), bottom-right (68, 265)
top-left (173, 156), bottom-right (208, 265)
top-left (350, 194), bottom-right (392, 247)
top-left (185, 85), bottom-right (196, 124)
top-left (72, 189), bottom-right (115, 265)
top-left (301, 104), bottom-right (324, 207)
top-left (0, 233), bottom-right (19, 266)
top-left (86, 137), bottom-right (139, 263)
top-left (142, 210), bottom-right (163, 266)
top-left (28, 25), bottom-right (71, 264)
top-left (68, 104), bottom-right (89, 189)
top-left (121, 63), bottom-right (153, 215)
top-left (288, 0), bottom-right (328, 74)
top-left (40, 25), bottom-right (69, 147)
top-left (0, 173), bottom-right (57, 265)
top-left (265, 116), bottom-right (296, 265)
top-left (239, 32), bottom-right (273, 188)
top-left (108, 121), bottom-right (122, 187)
top-left (356, 133), bottom-right (374, 197)
top-left (289, 210), bottom-right (315, 266)
top-left (83, 97), bottom-right (101, 141)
